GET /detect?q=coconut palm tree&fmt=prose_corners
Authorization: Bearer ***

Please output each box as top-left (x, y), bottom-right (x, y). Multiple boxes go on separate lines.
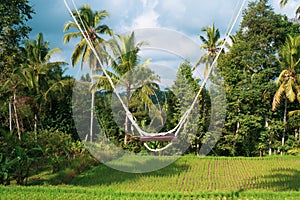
top-left (192, 23), bottom-right (224, 77)
top-left (22, 33), bottom-right (67, 135)
top-left (93, 32), bottom-right (160, 144)
top-left (272, 34), bottom-right (300, 149)
top-left (63, 4), bottom-right (113, 142)
top-left (3, 33), bottom-right (67, 138)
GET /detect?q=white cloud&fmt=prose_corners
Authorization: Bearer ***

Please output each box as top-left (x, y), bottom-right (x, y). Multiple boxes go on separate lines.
top-left (272, 0), bottom-right (299, 18)
top-left (160, 0), bottom-right (186, 20)
top-left (133, 28), bottom-right (204, 63)
top-left (122, 0), bottom-right (160, 31)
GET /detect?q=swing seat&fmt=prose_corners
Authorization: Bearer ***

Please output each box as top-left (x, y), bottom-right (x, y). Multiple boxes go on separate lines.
top-left (140, 134), bottom-right (177, 142)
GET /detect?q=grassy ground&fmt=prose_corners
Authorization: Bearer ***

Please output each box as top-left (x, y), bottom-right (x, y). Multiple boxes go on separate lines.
top-left (1, 156), bottom-right (300, 199)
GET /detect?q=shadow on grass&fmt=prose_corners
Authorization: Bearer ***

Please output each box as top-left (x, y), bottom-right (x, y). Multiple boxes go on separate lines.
top-left (245, 168), bottom-right (300, 191)
top-left (68, 156), bottom-right (190, 187)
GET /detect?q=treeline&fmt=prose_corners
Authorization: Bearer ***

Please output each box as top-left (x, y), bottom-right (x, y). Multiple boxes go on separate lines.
top-left (0, 0), bottom-right (300, 185)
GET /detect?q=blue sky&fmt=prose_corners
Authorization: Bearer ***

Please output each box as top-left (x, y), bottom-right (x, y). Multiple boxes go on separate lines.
top-left (28, 0), bottom-right (299, 81)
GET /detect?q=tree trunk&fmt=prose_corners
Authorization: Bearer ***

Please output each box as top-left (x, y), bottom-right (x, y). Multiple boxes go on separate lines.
top-left (265, 116), bottom-right (272, 156)
top-left (268, 140), bottom-right (272, 156)
top-left (89, 62), bottom-right (95, 143)
top-left (9, 101), bottom-right (12, 132)
top-left (124, 83), bottom-right (131, 145)
top-left (90, 92), bottom-right (94, 142)
top-left (34, 113), bottom-right (38, 141)
top-left (282, 98), bottom-right (287, 155)
top-left (13, 91), bottom-right (21, 140)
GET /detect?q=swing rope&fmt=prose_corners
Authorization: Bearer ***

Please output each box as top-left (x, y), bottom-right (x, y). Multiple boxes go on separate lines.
top-left (64, 0), bottom-right (247, 152)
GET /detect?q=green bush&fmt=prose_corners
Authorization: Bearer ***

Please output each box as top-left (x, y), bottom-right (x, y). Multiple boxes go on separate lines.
top-left (0, 129), bottom-right (97, 185)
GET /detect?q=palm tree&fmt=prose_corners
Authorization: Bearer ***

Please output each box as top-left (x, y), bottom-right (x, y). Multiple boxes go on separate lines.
top-left (93, 32), bottom-right (160, 144)
top-left (22, 33), bottom-right (67, 135)
top-left (272, 34), bottom-right (300, 150)
top-left (192, 23), bottom-right (224, 77)
top-left (63, 4), bottom-right (113, 142)
top-left (280, 0), bottom-right (300, 19)
top-left (3, 33), bottom-right (67, 138)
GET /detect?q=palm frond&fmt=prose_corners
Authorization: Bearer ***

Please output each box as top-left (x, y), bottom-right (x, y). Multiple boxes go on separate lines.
top-left (280, 0), bottom-right (288, 8)
top-left (92, 72), bottom-right (118, 92)
top-left (288, 109), bottom-right (300, 117)
top-left (272, 83), bottom-right (285, 111)
top-left (43, 79), bottom-right (69, 100)
top-left (71, 39), bottom-right (86, 66)
top-left (276, 69), bottom-right (288, 86)
top-left (63, 32), bottom-right (82, 44)
top-left (285, 78), bottom-right (296, 102)
top-left (63, 21), bottom-right (79, 32)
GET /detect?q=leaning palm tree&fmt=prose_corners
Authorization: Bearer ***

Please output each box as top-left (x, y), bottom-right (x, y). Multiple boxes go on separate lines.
top-left (272, 34), bottom-right (300, 149)
top-left (280, 0), bottom-right (300, 19)
top-left (192, 23), bottom-right (224, 77)
top-left (63, 4), bottom-right (113, 142)
top-left (93, 32), bottom-right (160, 145)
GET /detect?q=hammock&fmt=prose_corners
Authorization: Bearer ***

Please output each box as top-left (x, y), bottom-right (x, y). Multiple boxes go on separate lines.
top-left (64, 0), bottom-right (246, 152)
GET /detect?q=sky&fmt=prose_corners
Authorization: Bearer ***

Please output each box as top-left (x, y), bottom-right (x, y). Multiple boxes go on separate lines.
top-left (27, 0), bottom-right (299, 84)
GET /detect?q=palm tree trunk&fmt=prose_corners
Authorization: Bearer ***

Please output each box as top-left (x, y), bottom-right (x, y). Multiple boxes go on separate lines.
top-left (265, 116), bottom-right (272, 156)
top-left (89, 56), bottom-right (96, 143)
top-left (282, 98), bottom-right (287, 155)
top-left (124, 84), bottom-right (131, 145)
top-left (90, 92), bottom-right (94, 142)
top-left (13, 91), bottom-right (21, 140)
top-left (9, 101), bottom-right (12, 132)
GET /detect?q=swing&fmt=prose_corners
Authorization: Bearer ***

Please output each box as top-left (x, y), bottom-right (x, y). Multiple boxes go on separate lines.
top-left (139, 134), bottom-right (177, 142)
top-left (64, 0), bottom-right (246, 152)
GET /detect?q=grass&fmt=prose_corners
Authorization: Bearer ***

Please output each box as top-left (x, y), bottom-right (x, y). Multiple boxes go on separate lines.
top-left (2, 186), bottom-right (300, 199)
top-left (1, 155), bottom-right (300, 199)
top-left (71, 155), bottom-right (300, 192)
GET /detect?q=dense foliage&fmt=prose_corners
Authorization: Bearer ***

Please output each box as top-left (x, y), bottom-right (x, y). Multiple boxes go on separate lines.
top-left (215, 0), bottom-right (300, 156)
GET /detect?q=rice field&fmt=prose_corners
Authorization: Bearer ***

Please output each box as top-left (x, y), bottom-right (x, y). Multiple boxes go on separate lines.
top-left (1, 156), bottom-right (300, 199)
top-left (1, 186), bottom-right (300, 200)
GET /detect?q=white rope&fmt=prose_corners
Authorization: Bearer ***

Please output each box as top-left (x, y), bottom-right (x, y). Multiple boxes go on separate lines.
top-left (64, 0), bottom-right (189, 137)
top-left (64, 0), bottom-right (247, 152)
top-left (143, 0), bottom-right (247, 151)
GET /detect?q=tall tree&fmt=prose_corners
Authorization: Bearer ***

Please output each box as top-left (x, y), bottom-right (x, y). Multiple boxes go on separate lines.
top-left (20, 33), bottom-right (67, 135)
top-left (0, 0), bottom-right (33, 132)
top-left (63, 4), bottom-right (113, 142)
top-left (2, 33), bottom-right (67, 138)
top-left (0, 0), bottom-right (33, 81)
top-left (216, 0), bottom-right (299, 156)
top-left (93, 32), bottom-right (160, 145)
top-left (193, 23), bottom-right (224, 77)
top-left (171, 61), bottom-right (210, 155)
top-left (272, 34), bottom-right (300, 149)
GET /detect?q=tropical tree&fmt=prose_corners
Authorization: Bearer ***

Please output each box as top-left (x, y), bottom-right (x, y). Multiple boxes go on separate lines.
top-left (216, 0), bottom-right (297, 156)
top-left (93, 32), bottom-right (160, 145)
top-left (63, 4), bottom-right (113, 142)
top-left (172, 61), bottom-right (210, 155)
top-left (2, 33), bottom-right (67, 138)
top-left (0, 0), bottom-right (33, 84)
top-left (193, 23), bottom-right (224, 77)
top-left (0, 0), bottom-right (33, 134)
top-left (272, 34), bottom-right (300, 149)
top-left (20, 33), bottom-right (67, 135)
